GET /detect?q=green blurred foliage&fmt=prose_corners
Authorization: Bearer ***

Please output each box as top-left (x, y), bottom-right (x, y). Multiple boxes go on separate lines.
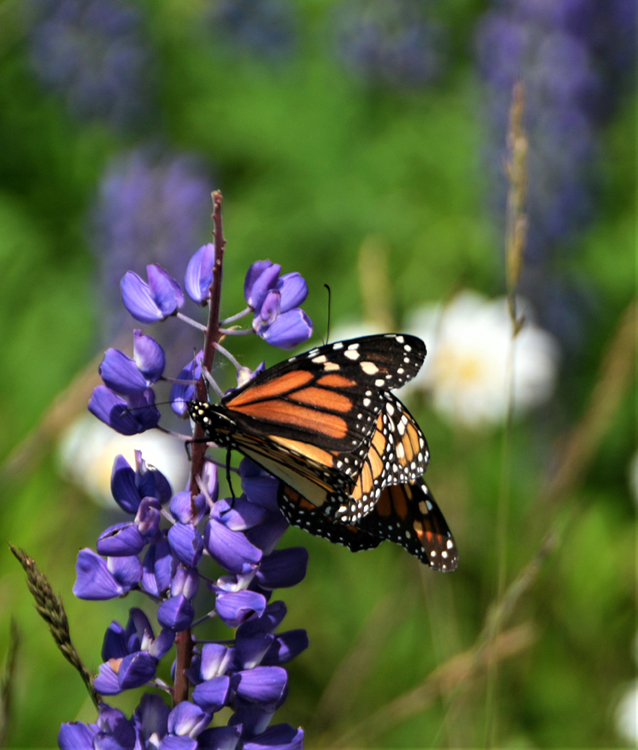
top-left (0, 0), bottom-right (634, 747)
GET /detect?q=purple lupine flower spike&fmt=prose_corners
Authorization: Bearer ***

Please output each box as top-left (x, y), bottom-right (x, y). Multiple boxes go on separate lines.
top-left (65, 196), bottom-right (310, 744)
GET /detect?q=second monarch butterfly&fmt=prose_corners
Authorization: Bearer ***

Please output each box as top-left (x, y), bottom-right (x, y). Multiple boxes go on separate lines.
top-left (188, 334), bottom-right (428, 523)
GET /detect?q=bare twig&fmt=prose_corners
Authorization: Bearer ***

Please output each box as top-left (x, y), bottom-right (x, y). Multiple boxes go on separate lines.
top-left (9, 545), bottom-right (99, 708)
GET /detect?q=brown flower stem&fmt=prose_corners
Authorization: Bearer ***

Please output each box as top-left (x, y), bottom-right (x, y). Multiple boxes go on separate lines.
top-left (173, 191), bottom-right (226, 706)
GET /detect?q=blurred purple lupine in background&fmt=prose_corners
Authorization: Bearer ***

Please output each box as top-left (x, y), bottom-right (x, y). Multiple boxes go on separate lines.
top-left (92, 149), bottom-right (215, 344)
top-left (207, 0), bottom-right (298, 60)
top-left (475, 0), bottom-right (636, 349)
top-left (64, 195), bottom-right (310, 747)
top-left (333, 0), bottom-right (445, 89)
top-left (27, 0), bottom-right (156, 131)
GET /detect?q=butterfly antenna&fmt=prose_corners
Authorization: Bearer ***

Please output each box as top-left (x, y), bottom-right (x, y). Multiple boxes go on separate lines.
top-left (324, 284), bottom-right (332, 344)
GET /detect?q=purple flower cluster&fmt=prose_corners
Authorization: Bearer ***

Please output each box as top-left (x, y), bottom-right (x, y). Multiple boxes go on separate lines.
top-left (475, 0), bottom-right (636, 346)
top-left (207, 0), bottom-right (297, 60)
top-left (92, 149), bottom-right (214, 344)
top-left (68, 239), bottom-right (313, 748)
top-left (333, 0), bottom-right (445, 89)
top-left (27, 0), bottom-right (155, 131)
top-left (244, 261), bottom-right (312, 350)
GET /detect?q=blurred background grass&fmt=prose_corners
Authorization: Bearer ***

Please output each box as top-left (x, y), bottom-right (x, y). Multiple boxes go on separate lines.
top-left (0, 0), bottom-right (635, 746)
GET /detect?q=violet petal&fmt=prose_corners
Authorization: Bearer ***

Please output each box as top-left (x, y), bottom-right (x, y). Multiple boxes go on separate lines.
top-left (92, 662), bottom-right (122, 695)
top-left (133, 330), bottom-right (166, 381)
top-left (259, 309), bottom-right (312, 350)
top-left (192, 675), bottom-right (231, 713)
top-left (236, 601), bottom-right (287, 638)
top-left (134, 694), bottom-right (170, 744)
top-left (212, 496), bottom-right (269, 531)
top-left (100, 348), bottom-right (149, 394)
top-left (215, 590), bottom-right (267, 628)
top-left (200, 643), bottom-right (235, 680)
top-left (197, 725), bottom-right (241, 750)
top-left (97, 523), bottom-right (146, 557)
top-left (146, 264), bottom-right (185, 317)
top-left (255, 548), bottom-right (308, 590)
top-left (111, 455), bottom-right (141, 514)
top-left (168, 524), bottom-right (204, 568)
top-left (245, 261), bottom-right (280, 311)
top-left (73, 549), bottom-right (124, 600)
top-left (58, 722), bottom-right (94, 750)
top-left (244, 513), bottom-right (288, 555)
top-left (121, 270), bottom-right (163, 323)
top-left (118, 651), bottom-right (157, 689)
top-left (157, 594), bottom-right (194, 631)
top-left (170, 491), bottom-right (207, 525)
top-left (276, 273), bottom-right (308, 313)
top-left (101, 621), bottom-right (127, 661)
top-left (170, 566), bottom-right (199, 600)
top-left (234, 666), bottom-right (287, 707)
top-left (88, 385), bottom-right (145, 435)
top-left (243, 724), bottom-right (303, 750)
top-left (235, 633), bottom-right (275, 670)
top-left (185, 243), bottom-right (215, 304)
top-left (167, 701), bottom-right (211, 737)
top-left (261, 630), bottom-right (309, 666)
top-left (108, 554), bottom-right (143, 590)
top-left (204, 519), bottom-right (262, 574)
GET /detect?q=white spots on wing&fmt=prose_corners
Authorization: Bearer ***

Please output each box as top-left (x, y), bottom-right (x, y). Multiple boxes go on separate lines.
top-left (312, 354), bottom-right (327, 364)
top-left (447, 539), bottom-right (454, 549)
top-left (396, 335), bottom-right (405, 343)
top-left (442, 551), bottom-right (448, 559)
top-left (332, 342), bottom-right (344, 350)
top-left (426, 500), bottom-right (433, 510)
top-left (375, 379), bottom-right (385, 387)
top-left (418, 500), bottom-right (428, 514)
top-left (386, 402), bottom-right (395, 416)
top-left (344, 349), bottom-right (360, 361)
top-left (360, 361), bottom-right (379, 375)
top-left (323, 362), bottom-right (340, 371)
top-left (348, 343), bottom-right (360, 350)
top-left (396, 443), bottom-right (405, 459)
top-left (397, 368), bottom-right (404, 375)
top-left (404, 344), bottom-right (412, 352)
top-left (363, 398), bottom-right (371, 407)
top-left (403, 357), bottom-right (410, 364)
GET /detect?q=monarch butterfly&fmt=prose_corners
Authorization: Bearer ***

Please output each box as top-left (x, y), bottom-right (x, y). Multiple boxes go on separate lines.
top-left (188, 333), bottom-right (457, 569)
top-left (279, 479), bottom-right (458, 572)
top-left (188, 334), bottom-right (427, 523)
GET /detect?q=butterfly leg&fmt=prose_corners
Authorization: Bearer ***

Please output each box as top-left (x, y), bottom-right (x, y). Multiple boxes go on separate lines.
top-left (225, 449), bottom-right (236, 508)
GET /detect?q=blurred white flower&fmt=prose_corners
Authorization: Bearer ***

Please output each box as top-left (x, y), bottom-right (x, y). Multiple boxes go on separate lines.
top-left (616, 680), bottom-right (638, 745)
top-left (58, 414), bottom-right (188, 507)
top-left (406, 291), bottom-right (559, 428)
